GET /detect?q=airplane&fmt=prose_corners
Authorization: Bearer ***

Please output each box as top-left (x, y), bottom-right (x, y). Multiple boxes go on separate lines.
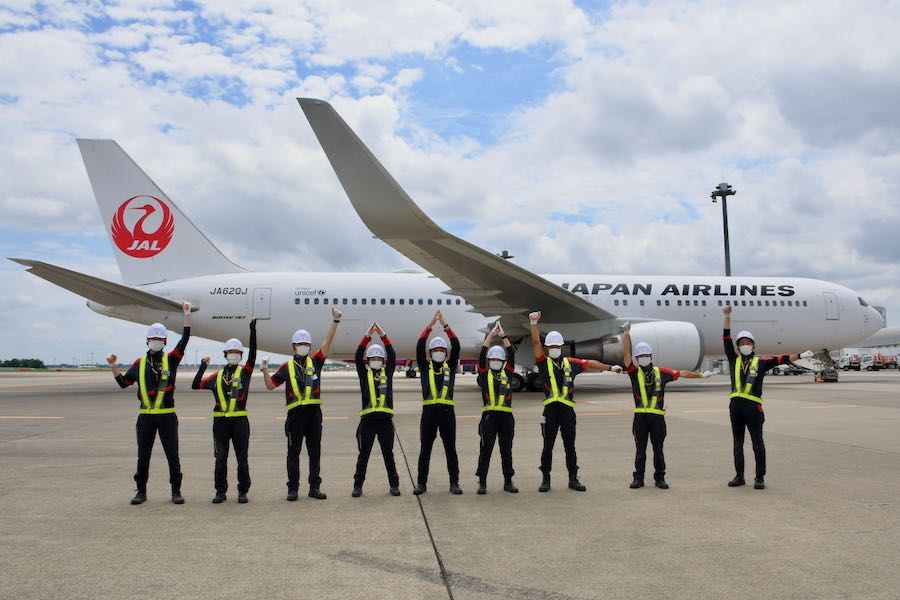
top-left (11, 100), bottom-right (884, 392)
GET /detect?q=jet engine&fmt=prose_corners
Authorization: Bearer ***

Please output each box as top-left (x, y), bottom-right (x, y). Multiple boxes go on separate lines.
top-left (568, 321), bottom-right (704, 371)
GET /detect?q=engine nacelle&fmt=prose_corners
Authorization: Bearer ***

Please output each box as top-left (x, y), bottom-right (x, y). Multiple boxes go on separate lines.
top-left (569, 321), bottom-right (704, 371)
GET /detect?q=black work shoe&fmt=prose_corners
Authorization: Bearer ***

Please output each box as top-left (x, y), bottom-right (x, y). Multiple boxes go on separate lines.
top-left (212, 493), bottom-right (227, 504)
top-left (171, 491), bottom-right (185, 504)
top-left (449, 483), bottom-right (463, 495)
top-left (655, 480), bottom-right (670, 490)
top-left (477, 481), bottom-right (487, 495)
top-left (286, 490), bottom-right (299, 502)
top-left (728, 476), bottom-right (746, 487)
top-left (389, 486), bottom-right (401, 497)
top-left (568, 478), bottom-right (587, 492)
top-left (629, 479), bottom-right (644, 489)
top-left (413, 484), bottom-right (427, 495)
top-left (754, 478), bottom-right (765, 490)
top-left (503, 480), bottom-right (519, 493)
top-left (351, 487), bottom-right (362, 498)
top-left (308, 487), bottom-right (326, 500)
top-left (237, 492), bottom-right (248, 503)
top-left (539, 475), bottom-right (551, 493)
top-left (130, 491), bottom-right (147, 505)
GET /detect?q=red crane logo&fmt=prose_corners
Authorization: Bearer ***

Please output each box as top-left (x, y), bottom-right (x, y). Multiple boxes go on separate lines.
top-left (111, 195), bottom-right (175, 258)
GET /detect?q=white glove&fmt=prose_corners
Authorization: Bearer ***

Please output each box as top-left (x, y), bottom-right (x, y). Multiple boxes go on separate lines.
top-left (610, 365), bottom-right (623, 374)
top-left (332, 307), bottom-right (342, 321)
top-left (528, 311), bottom-right (541, 323)
top-left (182, 301), bottom-right (192, 315)
top-left (261, 355), bottom-right (270, 370)
top-left (701, 370), bottom-right (715, 378)
top-left (799, 350), bottom-right (815, 360)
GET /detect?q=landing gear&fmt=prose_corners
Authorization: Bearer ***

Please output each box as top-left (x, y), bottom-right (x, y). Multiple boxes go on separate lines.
top-left (509, 373), bottom-right (525, 393)
top-left (525, 372), bottom-right (543, 392)
top-left (406, 368), bottom-right (417, 378)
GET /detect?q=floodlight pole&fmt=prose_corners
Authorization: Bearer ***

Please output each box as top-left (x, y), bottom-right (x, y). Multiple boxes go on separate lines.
top-left (711, 182), bottom-right (736, 276)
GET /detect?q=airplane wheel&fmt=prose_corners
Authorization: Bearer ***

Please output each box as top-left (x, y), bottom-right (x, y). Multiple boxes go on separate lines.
top-left (406, 368), bottom-right (417, 378)
top-left (509, 373), bottom-right (525, 393)
top-left (772, 367), bottom-right (780, 375)
top-left (526, 372), bottom-right (543, 392)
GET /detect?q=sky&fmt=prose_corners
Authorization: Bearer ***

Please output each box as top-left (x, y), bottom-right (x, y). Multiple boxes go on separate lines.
top-left (2, 0), bottom-right (899, 365)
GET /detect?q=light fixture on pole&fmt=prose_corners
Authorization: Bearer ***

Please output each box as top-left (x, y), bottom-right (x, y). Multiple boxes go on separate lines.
top-left (710, 182), bottom-right (736, 276)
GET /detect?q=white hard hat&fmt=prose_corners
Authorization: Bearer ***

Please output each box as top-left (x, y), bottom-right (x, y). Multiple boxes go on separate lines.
top-left (545, 331), bottom-right (564, 347)
top-left (146, 323), bottom-right (167, 339)
top-left (634, 342), bottom-right (653, 356)
top-left (487, 345), bottom-right (507, 360)
top-left (366, 344), bottom-right (386, 359)
top-left (428, 336), bottom-right (448, 351)
top-left (224, 338), bottom-right (243, 353)
top-left (736, 330), bottom-right (756, 344)
top-left (291, 329), bottom-right (312, 345)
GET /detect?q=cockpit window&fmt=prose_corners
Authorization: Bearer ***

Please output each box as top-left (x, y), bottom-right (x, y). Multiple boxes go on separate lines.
top-left (858, 297), bottom-right (869, 307)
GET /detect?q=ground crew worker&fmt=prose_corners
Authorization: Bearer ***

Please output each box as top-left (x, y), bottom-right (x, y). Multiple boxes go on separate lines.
top-left (263, 307), bottom-right (341, 501)
top-left (622, 321), bottom-right (712, 489)
top-left (529, 310), bottom-right (622, 493)
top-left (107, 301), bottom-right (192, 505)
top-left (414, 310), bottom-right (462, 495)
top-left (723, 305), bottom-right (814, 489)
top-left (192, 319), bottom-right (257, 504)
top-left (352, 322), bottom-right (401, 497)
top-left (475, 322), bottom-right (517, 494)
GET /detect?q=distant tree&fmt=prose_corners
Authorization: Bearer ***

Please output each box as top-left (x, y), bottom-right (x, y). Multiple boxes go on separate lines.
top-left (1, 358), bottom-right (46, 368)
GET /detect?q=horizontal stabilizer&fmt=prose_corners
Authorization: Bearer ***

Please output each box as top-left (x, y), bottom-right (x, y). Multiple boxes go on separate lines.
top-left (10, 258), bottom-right (187, 312)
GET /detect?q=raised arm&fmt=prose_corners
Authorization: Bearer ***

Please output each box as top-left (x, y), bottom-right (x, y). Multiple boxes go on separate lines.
top-left (529, 311), bottom-right (543, 359)
top-left (261, 356), bottom-right (278, 390)
top-left (376, 323), bottom-right (396, 370)
top-left (174, 301), bottom-right (192, 356)
top-left (107, 353), bottom-right (121, 379)
top-left (622, 322), bottom-right (633, 368)
top-left (245, 319), bottom-right (257, 369)
top-left (584, 359), bottom-right (617, 373)
top-left (192, 357), bottom-right (211, 389)
top-left (722, 305), bottom-right (736, 359)
top-left (317, 307), bottom-right (342, 358)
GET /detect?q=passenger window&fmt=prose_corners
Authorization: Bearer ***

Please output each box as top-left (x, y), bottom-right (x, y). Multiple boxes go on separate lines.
top-left (623, 299), bottom-right (628, 306)
top-left (380, 299), bottom-right (386, 305)
top-left (803, 300), bottom-right (808, 307)
top-left (304, 298), bottom-right (309, 305)
top-left (741, 301), bottom-right (747, 306)
top-left (361, 299), bottom-right (367, 305)
top-left (702, 300), bottom-right (707, 307)
top-left (371, 299), bottom-right (376, 305)
top-left (436, 299), bottom-right (442, 305)
top-left (418, 299), bottom-right (423, 305)
top-left (657, 300), bottom-right (662, 306)
top-left (718, 300), bottom-right (722, 306)
top-left (664, 300), bottom-right (670, 306)
top-left (313, 298), bottom-right (319, 305)
top-left (639, 299), bottom-right (645, 306)
top-left (389, 299), bottom-right (395, 305)
top-left (323, 298), bottom-right (329, 305)
top-left (399, 299), bottom-right (405, 305)
top-left (428, 299), bottom-right (433, 305)
top-left (677, 300), bottom-right (682, 307)
top-left (456, 299), bottom-right (461, 305)
top-left (352, 299), bottom-right (357, 305)
top-left (614, 299), bottom-right (619, 306)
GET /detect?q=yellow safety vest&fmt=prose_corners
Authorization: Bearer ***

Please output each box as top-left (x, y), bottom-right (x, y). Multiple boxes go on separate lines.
top-left (213, 366), bottom-right (247, 417)
top-left (731, 356), bottom-right (763, 404)
top-left (423, 362), bottom-right (454, 406)
top-left (635, 366), bottom-right (665, 415)
top-left (286, 357), bottom-right (321, 410)
top-left (484, 369), bottom-right (512, 412)
top-left (544, 357), bottom-right (575, 407)
top-left (138, 353), bottom-right (175, 415)
top-left (360, 368), bottom-right (394, 416)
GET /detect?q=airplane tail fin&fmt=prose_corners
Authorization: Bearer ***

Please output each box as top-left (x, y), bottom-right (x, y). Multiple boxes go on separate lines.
top-left (77, 139), bottom-right (245, 285)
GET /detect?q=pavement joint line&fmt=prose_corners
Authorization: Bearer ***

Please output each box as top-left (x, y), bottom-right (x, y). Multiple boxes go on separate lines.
top-left (0, 416), bottom-right (65, 419)
top-left (798, 404), bottom-right (858, 409)
top-left (394, 424), bottom-right (455, 600)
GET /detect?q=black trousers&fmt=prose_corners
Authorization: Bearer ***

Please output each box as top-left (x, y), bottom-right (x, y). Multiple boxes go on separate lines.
top-left (476, 412), bottom-right (515, 480)
top-left (730, 398), bottom-right (766, 479)
top-left (213, 416), bottom-right (250, 494)
top-left (354, 418), bottom-right (399, 488)
top-left (416, 405), bottom-right (459, 485)
top-left (134, 413), bottom-right (181, 492)
top-left (286, 407), bottom-right (323, 491)
top-left (540, 403), bottom-right (578, 478)
top-left (633, 413), bottom-right (666, 482)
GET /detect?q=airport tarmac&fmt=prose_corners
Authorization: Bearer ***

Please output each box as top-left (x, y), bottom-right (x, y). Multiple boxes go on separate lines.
top-left (1, 369), bottom-right (899, 600)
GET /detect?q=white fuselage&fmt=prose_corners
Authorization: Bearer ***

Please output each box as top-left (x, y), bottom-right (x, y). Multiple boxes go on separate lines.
top-left (87, 272), bottom-right (884, 359)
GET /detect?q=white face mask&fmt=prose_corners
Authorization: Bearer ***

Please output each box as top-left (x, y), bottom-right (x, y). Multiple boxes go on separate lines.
top-left (368, 359), bottom-right (384, 370)
top-left (148, 339), bottom-right (165, 352)
top-left (739, 344), bottom-right (754, 356)
top-left (489, 359), bottom-right (504, 371)
top-left (637, 356), bottom-right (652, 368)
top-left (294, 344), bottom-right (311, 357)
top-left (226, 352), bottom-right (242, 366)
top-left (548, 348), bottom-right (562, 359)
top-left (431, 351), bottom-right (446, 363)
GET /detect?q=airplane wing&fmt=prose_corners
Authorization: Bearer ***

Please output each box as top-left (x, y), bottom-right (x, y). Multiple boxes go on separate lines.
top-left (297, 98), bottom-right (615, 324)
top-left (10, 258), bottom-right (188, 312)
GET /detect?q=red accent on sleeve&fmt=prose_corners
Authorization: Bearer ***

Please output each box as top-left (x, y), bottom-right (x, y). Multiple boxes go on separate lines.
top-left (661, 367), bottom-right (680, 381)
top-left (313, 349), bottom-right (325, 362)
top-left (243, 363), bottom-right (253, 373)
top-left (419, 328), bottom-right (431, 340)
top-left (570, 358), bottom-right (589, 369)
top-left (381, 335), bottom-right (392, 347)
top-left (536, 354), bottom-right (547, 363)
top-left (626, 364), bottom-right (637, 374)
top-left (200, 373), bottom-right (216, 387)
top-left (169, 347), bottom-right (183, 359)
top-left (359, 335), bottom-right (372, 346)
top-left (445, 326), bottom-right (457, 339)
top-left (478, 366), bottom-right (488, 374)
top-left (504, 362), bottom-right (515, 373)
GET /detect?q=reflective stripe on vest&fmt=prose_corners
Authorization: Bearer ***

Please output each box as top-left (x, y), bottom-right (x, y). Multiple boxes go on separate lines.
top-left (139, 354), bottom-right (175, 414)
top-left (635, 366), bottom-right (665, 415)
top-left (360, 369), bottom-right (394, 416)
top-left (286, 357), bottom-right (320, 410)
top-left (484, 369), bottom-right (512, 412)
top-left (213, 366), bottom-right (247, 417)
top-left (544, 357), bottom-right (575, 407)
top-left (423, 362), bottom-right (453, 406)
top-left (731, 356), bottom-right (763, 404)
